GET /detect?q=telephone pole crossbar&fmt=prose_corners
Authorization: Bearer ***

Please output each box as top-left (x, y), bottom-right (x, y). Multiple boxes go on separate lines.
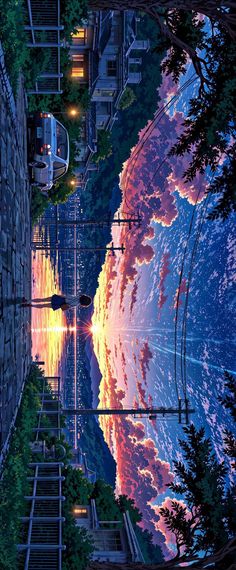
top-left (61, 400), bottom-right (194, 424)
top-left (31, 243), bottom-right (125, 254)
top-left (42, 215), bottom-right (142, 228)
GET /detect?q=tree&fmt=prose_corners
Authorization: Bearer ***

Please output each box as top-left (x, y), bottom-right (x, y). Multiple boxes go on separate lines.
top-left (63, 465), bottom-right (93, 507)
top-left (89, 2), bottom-right (235, 37)
top-left (88, 420), bottom-right (236, 570)
top-left (119, 87), bottom-right (136, 110)
top-left (60, 0), bottom-right (88, 38)
top-left (218, 372), bottom-right (236, 470)
top-left (94, 129), bottom-right (113, 163)
top-left (160, 424), bottom-right (229, 557)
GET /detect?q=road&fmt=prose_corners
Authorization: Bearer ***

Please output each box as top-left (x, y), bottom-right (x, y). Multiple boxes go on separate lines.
top-left (0, 44), bottom-right (31, 466)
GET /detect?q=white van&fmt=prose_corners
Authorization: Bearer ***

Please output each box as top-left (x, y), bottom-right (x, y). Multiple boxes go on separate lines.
top-left (29, 112), bottom-right (69, 193)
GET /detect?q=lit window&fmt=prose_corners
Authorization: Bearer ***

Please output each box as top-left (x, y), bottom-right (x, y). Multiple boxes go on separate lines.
top-left (72, 28), bottom-right (86, 45)
top-left (73, 506), bottom-right (88, 517)
top-left (71, 54), bottom-right (85, 79)
top-left (71, 69), bottom-right (84, 78)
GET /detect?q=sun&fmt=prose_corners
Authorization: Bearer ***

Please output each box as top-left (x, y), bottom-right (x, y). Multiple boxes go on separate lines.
top-left (90, 323), bottom-right (101, 335)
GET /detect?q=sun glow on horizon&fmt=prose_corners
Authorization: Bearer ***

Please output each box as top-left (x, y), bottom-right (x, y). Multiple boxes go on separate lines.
top-left (90, 323), bottom-right (101, 335)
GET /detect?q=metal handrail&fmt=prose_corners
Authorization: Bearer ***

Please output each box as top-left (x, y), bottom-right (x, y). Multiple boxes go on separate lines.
top-left (25, 0), bottom-right (63, 94)
top-left (17, 374), bottom-right (65, 568)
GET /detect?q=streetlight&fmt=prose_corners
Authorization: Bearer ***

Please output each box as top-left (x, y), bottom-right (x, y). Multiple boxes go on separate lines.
top-left (53, 108), bottom-right (79, 118)
top-left (69, 108), bottom-right (78, 117)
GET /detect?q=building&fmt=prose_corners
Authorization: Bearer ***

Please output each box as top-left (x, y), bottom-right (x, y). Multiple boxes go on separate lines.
top-left (73, 498), bottom-right (145, 563)
top-left (69, 10), bottom-right (150, 187)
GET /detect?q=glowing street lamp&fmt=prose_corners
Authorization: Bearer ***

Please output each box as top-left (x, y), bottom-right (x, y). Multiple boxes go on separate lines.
top-left (69, 108), bottom-right (79, 117)
top-left (53, 108), bottom-right (79, 118)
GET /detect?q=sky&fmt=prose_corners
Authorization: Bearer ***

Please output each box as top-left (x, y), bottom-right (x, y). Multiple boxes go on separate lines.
top-left (32, 63), bottom-right (235, 556)
top-left (90, 69), bottom-right (235, 553)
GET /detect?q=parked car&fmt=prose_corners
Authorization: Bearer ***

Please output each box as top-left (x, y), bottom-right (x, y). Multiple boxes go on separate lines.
top-left (28, 112), bottom-right (69, 193)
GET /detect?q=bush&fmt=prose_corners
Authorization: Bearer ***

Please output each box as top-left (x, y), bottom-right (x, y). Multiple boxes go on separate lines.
top-left (62, 466), bottom-right (93, 570)
top-left (0, 0), bottom-right (28, 93)
top-left (62, 514), bottom-right (93, 570)
top-left (118, 87), bottom-right (136, 110)
top-left (94, 130), bottom-right (113, 163)
top-left (31, 186), bottom-right (49, 226)
top-left (0, 365), bottom-right (43, 568)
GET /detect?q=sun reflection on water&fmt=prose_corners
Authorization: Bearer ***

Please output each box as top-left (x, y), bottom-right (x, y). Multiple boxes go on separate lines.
top-left (32, 251), bottom-right (68, 376)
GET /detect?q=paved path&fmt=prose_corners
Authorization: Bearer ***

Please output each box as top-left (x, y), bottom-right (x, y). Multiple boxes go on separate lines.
top-left (0, 46), bottom-right (31, 462)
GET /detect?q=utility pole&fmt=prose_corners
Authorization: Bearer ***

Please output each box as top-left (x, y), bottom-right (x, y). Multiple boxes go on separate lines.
top-left (43, 213), bottom-right (142, 229)
top-left (31, 242), bottom-right (125, 254)
top-left (55, 399), bottom-right (194, 424)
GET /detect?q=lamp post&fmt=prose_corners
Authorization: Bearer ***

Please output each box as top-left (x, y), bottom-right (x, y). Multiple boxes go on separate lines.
top-left (53, 109), bottom-right (79, 118)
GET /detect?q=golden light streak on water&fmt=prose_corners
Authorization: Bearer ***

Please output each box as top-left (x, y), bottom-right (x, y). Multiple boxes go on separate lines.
top-left (32, 326), bottom-right (76, 333)
top-left (32, 251), bottom-right (67, 376)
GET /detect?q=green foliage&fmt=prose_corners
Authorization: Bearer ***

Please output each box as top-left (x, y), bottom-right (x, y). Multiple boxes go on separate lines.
top-left (0, 0), bottom-right (29, 93)
top-left (94, 129), bottom-right (113, 163)
top-left (63, 465), bottom-right (93, 508)
top-left (154, 11), bottom-right (205, 83)
top-left (60, 0), bottom-right (88, 39)
top-left (91, 479), bottom-right (122, 524)
top-left (62, 513), bottom-right (93, 570)
top-left (31, 186), bottom-right (49, 226)
top-left (169, 23), bottom-right (236, 221)
top-left (117, 494), bottom-right (142, 524)
top-left (0, 365), bottom-right (44, 568)
top-left (220, 371), bottom-right (236, 424)
top-left (118, 87), bottom-right (136, 110)
top-left (62, 465), bottom-right (93, 570)
top-left (117, 495), bottom-right (164, 563)
top-left (135, 526), bottom-right (164, 564)
top-left (160, 423), bottom-right (230, 558)
top-left (28, 52), bottom-right (90, 217)
top-left (219, 372), bottom-right (236, 470)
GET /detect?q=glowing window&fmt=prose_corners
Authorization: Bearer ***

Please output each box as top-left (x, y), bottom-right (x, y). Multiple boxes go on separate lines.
top-left (73, 507), bottom-right (88, 517)
top-left (72, 28), bottom-right (86, 45)
top-left (71, 69), bottom-right (84, 78)
top-left (71, 54), bottom-right (85, 78)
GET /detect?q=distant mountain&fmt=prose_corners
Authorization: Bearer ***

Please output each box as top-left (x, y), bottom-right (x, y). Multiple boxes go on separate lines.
top-left (78, 336), bottom-right (116, 487)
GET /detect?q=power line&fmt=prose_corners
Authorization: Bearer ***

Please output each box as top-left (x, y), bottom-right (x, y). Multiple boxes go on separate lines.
top-left (173, 186), bottom-right (205, 400)
top-left (180, 190), bottom-right (212, 397)
top-left (122, 74), bottom-right (197, 210)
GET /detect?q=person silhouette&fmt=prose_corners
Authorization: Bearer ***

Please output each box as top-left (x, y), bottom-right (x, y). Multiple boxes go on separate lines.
top-left (21, 293), bottom-right (92, 311)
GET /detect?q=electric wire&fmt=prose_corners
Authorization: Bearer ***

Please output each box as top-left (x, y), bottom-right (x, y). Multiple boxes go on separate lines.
top-left (180, 189), bottom-right (212, 399)
top-left (122, 74), bottom-right (198, 211)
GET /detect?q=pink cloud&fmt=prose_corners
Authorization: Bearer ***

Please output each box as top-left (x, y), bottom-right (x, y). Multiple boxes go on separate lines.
top-left (130, 279), bottom-right (139, 315)
top-left (173, 277), bottom-right (188, 309)
top-left (138, 341), bottom-right (153, 385)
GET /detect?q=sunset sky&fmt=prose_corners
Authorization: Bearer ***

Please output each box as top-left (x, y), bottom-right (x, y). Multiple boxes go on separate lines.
top-left (32, 66), bottom-right (235, 555)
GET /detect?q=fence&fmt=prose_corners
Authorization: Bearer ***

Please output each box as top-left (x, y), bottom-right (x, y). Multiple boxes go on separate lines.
top-left (24, 0), bottom-right (64, 95)
top-left (17, 375), bottom-right (66, 570)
